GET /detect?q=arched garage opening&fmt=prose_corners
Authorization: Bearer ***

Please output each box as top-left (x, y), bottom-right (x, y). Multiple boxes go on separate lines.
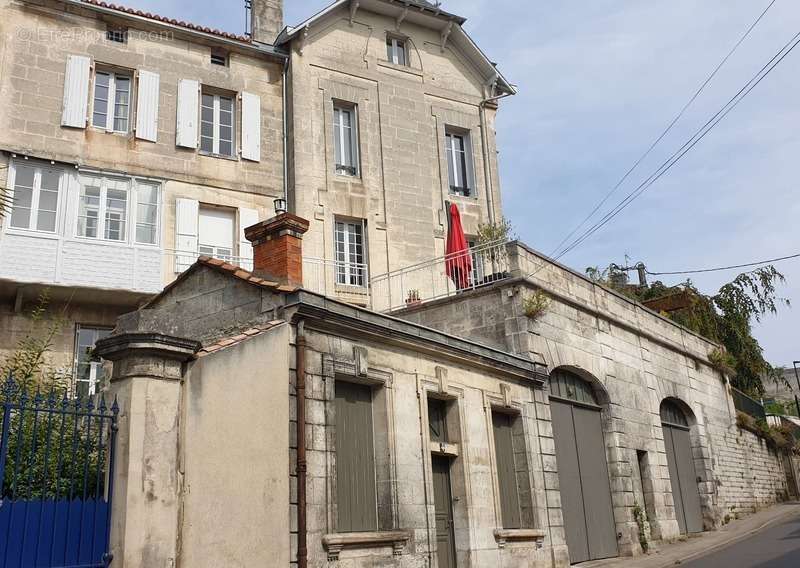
top-left (660, 398), bottom-right (703, 534)
top-left (549, 368), bottom-right (618, 564)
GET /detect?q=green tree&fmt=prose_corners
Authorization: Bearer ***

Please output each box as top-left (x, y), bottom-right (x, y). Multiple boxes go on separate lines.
top-left (586, 264), bottom-right (789, 396)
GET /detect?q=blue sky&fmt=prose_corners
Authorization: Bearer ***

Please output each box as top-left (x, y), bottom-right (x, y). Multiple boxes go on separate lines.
top-left (131, 0), bottom-right (799, 367)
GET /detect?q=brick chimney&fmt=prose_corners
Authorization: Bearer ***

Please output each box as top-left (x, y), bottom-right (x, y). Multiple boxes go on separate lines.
top-left (244, 213), bottom-right (309, 287)
top-left (250, 0), bottom-right (283, 44)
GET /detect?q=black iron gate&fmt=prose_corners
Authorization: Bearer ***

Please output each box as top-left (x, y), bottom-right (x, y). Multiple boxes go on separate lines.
top-left (0, 374), bottom-right (118, 567)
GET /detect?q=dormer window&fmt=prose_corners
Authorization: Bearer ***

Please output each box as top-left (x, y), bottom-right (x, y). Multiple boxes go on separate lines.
top-left (386, 35), bottom-right (408, 66)
top-left (106, 27), bottom-right (127, 44)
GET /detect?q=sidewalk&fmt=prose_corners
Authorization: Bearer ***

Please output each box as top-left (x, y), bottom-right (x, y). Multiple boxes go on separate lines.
top-left (582, 502), bottom-right (800, 568)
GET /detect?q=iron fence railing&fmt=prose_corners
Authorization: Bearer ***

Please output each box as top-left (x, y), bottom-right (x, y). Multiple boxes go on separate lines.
top-left (166, 248), bottom-right (253, 273)
top-left (369, 240), bottom-right (510, 312)
top-left (732, 387), bottom-right (766, 421)
top-left (0, 373), bottom-right (118, 567)
top-left (302, 257), bottom-right (370, 297)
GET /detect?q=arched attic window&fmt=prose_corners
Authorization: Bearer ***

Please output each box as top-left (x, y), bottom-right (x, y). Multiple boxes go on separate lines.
top-left (660, 399), bottom-right (689, 428)
top-left (549, 368), bottom-right (599, 406)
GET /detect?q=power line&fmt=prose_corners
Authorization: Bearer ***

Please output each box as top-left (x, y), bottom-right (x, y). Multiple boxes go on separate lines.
top-left (553, 28), bottom-right (800, 261)
top-left (646, 252), bottom-right (800, 276)
top-left (549, 0), bottom-right (778, 259)
top-left (522, 27), bottom-right (800, 281)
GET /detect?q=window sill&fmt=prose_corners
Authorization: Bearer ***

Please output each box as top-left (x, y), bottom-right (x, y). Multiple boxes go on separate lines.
top-left (376, 60), bottom-right (423, 77)
top-left (448, 189), bottom-right (477, 200)
top-left (431, 441), bottom-right (460, 457)
top-left (3, 228), bottom-right (60, 240)
top-left (89, 127), bottom-right (130, 137)
top-left (493, 528), bottom-right (546, 548)
top-left (198, 151), bottom-right (239, 162)
top-left (322, 530), bottom-right (412, 560)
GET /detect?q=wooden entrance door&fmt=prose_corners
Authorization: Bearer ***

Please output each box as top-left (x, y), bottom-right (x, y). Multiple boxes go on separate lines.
top-left (661, 400), bottom-right (703, 535)
top-left (432, 456), bottom-right (456, 568)
top-left (551, 398), bottom-right (618, 564)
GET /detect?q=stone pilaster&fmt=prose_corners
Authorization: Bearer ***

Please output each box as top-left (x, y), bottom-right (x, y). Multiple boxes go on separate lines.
top-left (95, 333), bottom-right (200, 568)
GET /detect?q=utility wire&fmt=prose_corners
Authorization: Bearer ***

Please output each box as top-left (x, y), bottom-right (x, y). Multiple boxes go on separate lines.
top-left (549, 0), bottom-right (778, 259)
top-left (522, 27), bottom-right (800, 281)
top-left (554, 28), bottom-right (800, 261)
top-left (646, 252), bottom-right (800, 276)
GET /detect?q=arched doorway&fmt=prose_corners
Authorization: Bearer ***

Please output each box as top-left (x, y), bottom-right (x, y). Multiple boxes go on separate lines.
top-left (660, 399), bottom-right (703, 534)
top-left (549, 368), bottom-right (618, 564)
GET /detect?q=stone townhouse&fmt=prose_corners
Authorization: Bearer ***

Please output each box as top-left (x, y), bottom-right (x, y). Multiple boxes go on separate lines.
top-left (0, 0), bottom-right (285, 392)
top-left (276, 0), bottom-right (514, 307)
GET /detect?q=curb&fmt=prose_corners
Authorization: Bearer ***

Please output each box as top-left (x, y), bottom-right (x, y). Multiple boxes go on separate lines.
top-left (652, 504), bottom-right (800, 567)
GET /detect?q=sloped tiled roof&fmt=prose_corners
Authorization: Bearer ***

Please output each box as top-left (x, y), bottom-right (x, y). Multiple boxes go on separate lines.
top-left (197, 320), bottom-right (285, 357)
top-left (79, 0), bottom-right (251, 42)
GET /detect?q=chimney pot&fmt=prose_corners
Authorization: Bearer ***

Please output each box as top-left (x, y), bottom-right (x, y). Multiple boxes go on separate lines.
top-left (245, 213), bottom-right (309, 287)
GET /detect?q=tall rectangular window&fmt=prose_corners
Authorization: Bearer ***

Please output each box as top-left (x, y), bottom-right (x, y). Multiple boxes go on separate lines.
top-left (335, 219), bottom-right (367, 287)
top-left (77, 175), bottom-right (129, 242)
top-left (9, 163), bottom-right (62, 233)
top-left (333, 103), bottom-right (359, 176)
top-left (92, 70), bottom-right (131, 133)
top-left (200, 92), bottom-right (235, 157)
top-left (74, 325), bottom-right (112, 398)
top-left (198, 206), bottom-right (235, 261)
top-left (135, 182), bottom-right (159, 244)
top-left (386, 36), bottom-right (407, 65)
top-left (335, 380), bottom-right (378, 532)
top-left (445, 129), bottom-right (473, 197)
top-left (492, 411), bottom-right (522, 529)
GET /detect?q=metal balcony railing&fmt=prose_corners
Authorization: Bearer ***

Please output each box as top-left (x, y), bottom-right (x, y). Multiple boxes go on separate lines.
top-left (303, 257), bottom-right (370, 297)
top-left (369, 240), bottom-right (510, 312)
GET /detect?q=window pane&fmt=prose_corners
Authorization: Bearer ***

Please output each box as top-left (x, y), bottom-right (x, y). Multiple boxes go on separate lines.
top-left (105, 182), bottom-right (128, 241)
top-left (135, 183), bottom-right (159, 244)
top-left (219, 140), bottom-right (232, 156)
top-left (78, 180), bottom-right (101, 238)
top-left (333, 109), bottom-right (343, 166)
top-left (396, 41), bottom-right (406, 65)
top-left (93, 72), bottom-right (110, 128)
top-left (219, 125), bottom-right (232, 143)
top-left (9, 166), bottom-right (35, 229)
top-left (445, 134), bottom-right (456, 188)
top-left (386, 37), bottom-right (394, 61)
top-left (114, 76), bottom-right (130, 132)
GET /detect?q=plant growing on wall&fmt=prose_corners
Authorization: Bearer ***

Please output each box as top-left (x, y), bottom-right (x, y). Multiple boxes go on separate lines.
top-left (586, 264), bottom-right (789, 396)
top-left (522, 290), bottom-right (550, 322)
top-left (632, 502), bottom-right (650, 553)
top-left (708, 348), bottom-right (737, 377)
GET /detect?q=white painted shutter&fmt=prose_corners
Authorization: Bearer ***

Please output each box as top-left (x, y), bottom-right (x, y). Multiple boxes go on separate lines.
top-left (61, 55), bottom-right (91, 128)
top-left (238, 207), bottom-right (259, 271)
top-left (240, 92), bottom-right (261, 162)
top-left (175, 198), bottom-right (199, 272)
top-left (135, 70), bottom-right (160, 142)
top-left (175, 79), bottom-right (199, 148)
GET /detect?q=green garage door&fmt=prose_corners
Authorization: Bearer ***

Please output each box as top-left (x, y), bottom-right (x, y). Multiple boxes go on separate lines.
top-left (660, 399), bottom-right (703, 534)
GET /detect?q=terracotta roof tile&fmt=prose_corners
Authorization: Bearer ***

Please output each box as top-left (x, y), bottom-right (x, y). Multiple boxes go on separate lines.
top-left (79, 0), bottom-right (252, 42)
top-left (197, 320), bottom-right (285, 357)
top-left (195, 257), bottom-right (298, 293)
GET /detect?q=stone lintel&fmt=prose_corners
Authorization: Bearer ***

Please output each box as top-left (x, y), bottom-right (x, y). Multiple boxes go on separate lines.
top-left (322, 530), bottom-right (411, 560)
top-left (95, 332), bottom-right (201, 382)
top-left (493, 528), bottom-right (546, 548)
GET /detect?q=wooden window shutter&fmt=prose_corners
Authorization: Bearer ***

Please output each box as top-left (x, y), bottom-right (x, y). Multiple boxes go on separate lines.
top-left (175, 79), bottom-right (199, 148)
top-left (174, 198), bottom-right (199, 272)
top-left (135, 70), bottom-right (160, 142)
top-left (335, 381), bottom-right (378, 532)
top-left (492, 411), bottom-right (522, 529)
top-left (237, 207), bottom-right (259, 271)
top-left (61, 55), bottom-right (91, 128)
top-left (240, 91), bottom-right (261, 162)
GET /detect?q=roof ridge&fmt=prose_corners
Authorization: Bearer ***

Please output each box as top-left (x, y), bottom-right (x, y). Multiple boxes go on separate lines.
top-left (79, 0), bottom-right (251, 42)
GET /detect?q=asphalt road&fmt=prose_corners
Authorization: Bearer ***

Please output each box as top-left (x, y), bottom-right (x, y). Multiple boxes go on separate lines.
top-left (681, 514), bottom-right (800, 568)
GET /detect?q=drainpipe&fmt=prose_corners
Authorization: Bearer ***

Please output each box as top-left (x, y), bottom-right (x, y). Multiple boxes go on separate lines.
top-left (478, 76), bottom-right (513, 225)
top-left (296, 319), bottom-right (308, 568)
top-left (282, 55), bottom-right (290, 210)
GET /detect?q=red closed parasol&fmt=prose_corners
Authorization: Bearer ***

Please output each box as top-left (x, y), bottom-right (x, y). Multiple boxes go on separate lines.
top-left (445, 202), bottom-right (472, 289)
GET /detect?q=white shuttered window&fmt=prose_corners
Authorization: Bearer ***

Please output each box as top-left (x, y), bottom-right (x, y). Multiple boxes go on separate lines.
top-left (9, 164), bottom-right (63, 233)
top-left (176, 79), bottom-right (200, 148)
top-left (135, 70), bottom-right (160, 142)
top-left (240, 92), bottom-right (261, 162)
top-left (200, 92), bottom-right (235, 156)
top-left (333, 103), bottom-right (359, 176)
top-left (92, 70), bottom-right (131, 133)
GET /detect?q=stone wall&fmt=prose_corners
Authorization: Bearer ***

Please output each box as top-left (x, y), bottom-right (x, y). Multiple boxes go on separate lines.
top-left (397, 242), bottom-right (789, 554)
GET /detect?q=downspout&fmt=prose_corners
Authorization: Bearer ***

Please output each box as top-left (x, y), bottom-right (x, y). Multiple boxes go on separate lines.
top-left (282, 55), bottom-right (290, 209)
top-left (296, 319), bottom-right (308, 568)
top-left (479, 76), bottom-right (514, 225)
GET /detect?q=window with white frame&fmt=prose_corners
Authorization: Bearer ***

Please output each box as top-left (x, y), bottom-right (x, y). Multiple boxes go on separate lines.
top-left (335, 219), bottom-right (367, 287)
top-left (8, 163), bottom-right (62, 233)
top-left (333, 103), bottom-right (359, 176)
top-left (467, 239), bottom-right (485, 286)
top-left (92, 70), bottom-right (132, 133)
top-left (386, 35), bottom-right (408, 66)
top-left (198, 206), bottom-right (235, 261)
top-left (77, 175), bottom-right (129, 241)
top-left (74, 325), bottom-right (112, 398)
top-left (76, 174), bottom-right (160, 244)
top-left (200, 91), bottom-right (235, 157)
top-left (445, 128), bottom-right (474, 197)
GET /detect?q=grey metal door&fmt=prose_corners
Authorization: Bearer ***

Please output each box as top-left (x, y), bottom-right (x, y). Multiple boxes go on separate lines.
top-left (551, 399), bottom-right (618, 564)
top-left (663, 425), bottom-right (703, 534)
top-left (432, 456), bottom-right (456, 568)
